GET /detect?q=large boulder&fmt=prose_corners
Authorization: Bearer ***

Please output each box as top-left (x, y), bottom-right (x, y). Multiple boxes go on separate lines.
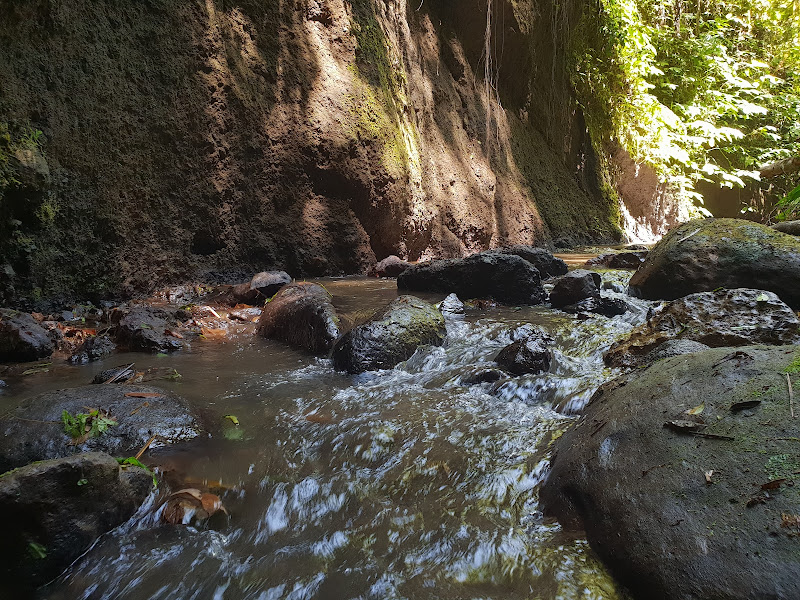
top-left (332, 296), bottom-right (446, 373)
top-left (0, 309), bottom-right (53, 362)
top-left (112, 307), bottom-right (184, 353)
top-left (629, 218), bottom-right (800, 308)
top-left (397, 252), bottom-right (546, 305)
top-left (549, 270), bottom-right (601, 309)
top-left (256, 282), bottom-right (340, 354)
top-left (496, 246), bottom-right (568, 278)
top-left (541, 345), bottom-right (800, 600)
top-left (604, 288), bottom-right (800, 368)
top-left (0, 452), bottom-right (152, 595)
top-left (0, 384), bottom-right (204, 472)
top-left (369, 255), bottom-right (412, 278)
top-left (232, 270), bottom-right (292, 305)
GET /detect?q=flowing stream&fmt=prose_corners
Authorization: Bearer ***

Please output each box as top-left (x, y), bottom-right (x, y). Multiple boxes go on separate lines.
top-left (4, 271), bottom-right (653, 600)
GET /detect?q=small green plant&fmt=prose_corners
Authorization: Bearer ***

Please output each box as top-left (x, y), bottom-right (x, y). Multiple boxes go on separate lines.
top-left (27, 542), bottom-right (47, 560)
top-left (61, 409), bottom-right (117, 443)
top-left (116, 456), bottom-right (158, 488)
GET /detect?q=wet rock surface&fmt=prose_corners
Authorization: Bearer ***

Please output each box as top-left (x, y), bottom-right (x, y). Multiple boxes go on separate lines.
top-left (0, 452), bottom-right (152, 596)
top-left (438, 293), bottom-right (465, 319)
top-left (256, 282), bottom-right (340, 355)
top-left (585, 251), bottom-right (648, 269)
top-left (542, 345), bottom-right (800, 600)
top-left (0, 309), bottom-right (54, 362)
top-left (232, 271), bottom-right (292, 305)
top-left (549, 270), bottom-right (601, 308)
top-left (496, 246), bottom-right (568, 278)
top-left (629, 218), bottom-right (800, 308)
top-left (68, 334), bottom-right (116, 364)
top-left (369, 255), bottom-right (412, 278)
top-left (397, 252), bottom-right (546, 305)
top-left (560, 296), bottom-right (631, 318)
top-left (494, 335), bottom-right (551, 376)
top-left (112, 307), bottom-right (185, 353)
top-left (332, 296), bottom-right (446, 374)
top-left (605, 288), bottom-right (800, 368)
top-left (0, 384), bottom-right (204, 472)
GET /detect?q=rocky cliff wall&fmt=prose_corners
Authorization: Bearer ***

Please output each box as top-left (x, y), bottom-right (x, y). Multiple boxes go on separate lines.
top-left (0, 0), bottom-right (623, 306)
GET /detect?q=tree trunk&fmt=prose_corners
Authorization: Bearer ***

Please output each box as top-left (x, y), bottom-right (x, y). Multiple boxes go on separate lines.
top-left (759, 155), bottom-right (800, 178)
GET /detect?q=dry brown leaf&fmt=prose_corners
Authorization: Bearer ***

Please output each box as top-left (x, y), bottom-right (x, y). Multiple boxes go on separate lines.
top-left (124, 392), bottom-right (162, 398)
top-left (761, 478), bottom-right (787, 490)
top-left (164, 329), bottom-right (184, 339)
top-left (200, 327), bottom-right (227, 340)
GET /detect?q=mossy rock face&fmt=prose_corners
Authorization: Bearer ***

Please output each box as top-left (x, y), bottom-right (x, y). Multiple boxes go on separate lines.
top-left (256, 282), bottom-right (340, 355)
top-left (542, 344), bottom-right (800, 600)
top-left (629, 218), bottom-right (800, 308)
top-left (332, 295), bottom-right (445, 374)
top-left (605, 288), bottom-right (800, 368)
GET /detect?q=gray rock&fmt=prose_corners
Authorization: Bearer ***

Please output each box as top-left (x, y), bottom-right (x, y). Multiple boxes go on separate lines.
top-left (68, 334), bottom-right (116, 364)
top-left (542, 345), bottom-right (800, 600)
top-left (549, 270), bottom-right (601, 308)
top-left (232, 271), bottom-right (292, 305)
top-left (644, 339), bottom-right (710, 363)
top-left (771, 220), bottom-right (800, 236)
top-left (0, 452), bottom-right (152, 596)
top-left (0, 384), bottom-right (204, 472)
top-left (0, 309), bottom-right (53, 362)
top-left (605, 288), bottom-right (800, 368)
top-left (256, 282), bottom-right (340, 354)
top-left (398, 252), bottom-right (546, 305)
top-left (496, 246), bottom-right (568, 278)
top-left (438, 293), bottom-right (465, 318)
top-left (332, 296), bottom-right (446, 374)
top-left (629, 218), bottom-right (800, 309)
top-left (112, 307), bottom-right (184, 353)
top-left (369, 255), bottom-right (412, 278)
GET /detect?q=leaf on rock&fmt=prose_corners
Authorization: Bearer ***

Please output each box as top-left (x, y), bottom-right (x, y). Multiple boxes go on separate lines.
top-left (124, 392), bottom-right (162, 398)
top-left (730, 400), bottom-right (762, 412)
top-left (224, 415), bottom-right (240, 426)
top-left (761, 478), bottom-right (787, 490)
top-left (686, 403), bottom-right (705, 415)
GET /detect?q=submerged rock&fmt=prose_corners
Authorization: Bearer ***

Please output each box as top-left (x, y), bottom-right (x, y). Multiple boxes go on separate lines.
top-left (460, 366), bottom-right (506, 385)
top-left (629, 218), bottom-right (800, 308)
top-left (549, 270), bottom-right (601, 309)
top-left (369, 255), bottom-right (412, 278)
top-left (0, 452), bottom-right (152, 596)
top-left (0, 309), bottom-right (53, 362)
top-left (332, 296), bottom-right (446, 374)
top-left (0, 384), bottom-right (204, 472)
top-left (494, 335), bottom-right (550, 376)
top-left (397, 252), bottom-right (546, 305)
top-left (604, 288), bottom-right (800, 368)
top-left (232, 270), bottom-right (292, 305)
top-left (541, 345), bottom-right (800, 600)
top-left (496, 246), bottom-right (568, 278)
top-left (256, 282), bottom-right (339, 354)
top-left (112, 307), bottom-right (184, 353)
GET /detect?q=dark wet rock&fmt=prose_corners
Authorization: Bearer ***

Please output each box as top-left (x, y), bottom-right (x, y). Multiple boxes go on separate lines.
top-left (257, 282), bottom-right (340, 354)
top-left (232, 271), bottom-right (292, 305)
top-left (0, 384), bottom-right (204, 472)
top-left (461, 366), bottom-right (506, 385)
top-left (496, 246), bottom-right (568, 278)
top-left (332, 296), bottom-right (446, 374)
top-left (397, 252), bottom-right (546, 305)
top-left (494, 334), bottom-right (551, 376)
top-left (605, 288), bottom-right (800, 368)
top-left (644, 339), bottom-right (710, 364)
top-left (625, 244), bottom-right (649, 250)
top-left (629, 218), bottom-right (800, 309)
top-left (561, 296), bottom-right (630, 318)
top-left (541, 345), bottom-right (800, 600)
top-left (112, 307), bottom-right (184, 353)
top-left (438, 293), bottom-right (465, 319)
top-left (228, 307), bottom-right (262, 322)
top-left (772, 220), bottom-right (800, 236)
top-left (92, 363), bottom-right (137, 384)
top-left (602, 280), bottom-right (626, 294)
top-left (369, 255), bottom-right (412, 278)
top-left (585, 251), bottom-right (648, 269)
top-left (0, 309), bottom-right (54, 362)
top-left (549, 270), bottom-right (601, 309)
top-left (68, 334), bottom-right (116, 364)
top-left (0, 452), bottom-right (152, 596)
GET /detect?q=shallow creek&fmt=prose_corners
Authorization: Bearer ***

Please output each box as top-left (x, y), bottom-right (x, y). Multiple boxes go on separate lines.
top-left (5, 271), bottom-right (653, 600)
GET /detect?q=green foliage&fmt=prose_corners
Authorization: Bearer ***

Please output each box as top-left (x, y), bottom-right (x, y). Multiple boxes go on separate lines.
top-left (61, 409), bottom-right (117, 441)
top-left (27, 542), bottom-right (47, 560)
top-left (116, 456), bottom-right (158, 488)
top-left (572, 0), bottom-right (800, 214)
top-left (0, 122), bottom-right (43, 194)
top-left (775, 182), bottom-right (800, 220)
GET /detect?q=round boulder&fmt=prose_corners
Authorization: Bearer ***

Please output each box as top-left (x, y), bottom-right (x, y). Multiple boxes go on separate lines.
top-left (604, 288), bottom-right (800, 368)
top-left (549, 270), bottom-right (602, 309)
top-left (496, 246), bottom-right (568, 278)
top-left (369, 255), bottom-right (412, 278)
top-left (494, 336), bottom-right (550, 376)
top-left (256, 282), bottom-right (340, 354)
top-left (0, 309), bottom-right (53, 362)
top-left (332, 296), bottom-right (446, 374)
top-left (629, 218), bottom-right (800, 309)
top-left (541, 345), bottom-right (800, 600)
top-left (232, 271), bottom-right (292, 305)
top-left (112, 307), bottom-right (184, 353)
top-left (0, 384), bottom-right (205, 473)
top-left (397, 252), bottom-right (546, 305)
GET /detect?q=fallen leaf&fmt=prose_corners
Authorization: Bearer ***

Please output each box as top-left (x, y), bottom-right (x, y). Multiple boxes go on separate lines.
top-left (224, 414), bottom-right (240, 426)
top-left (164, 329), bottom-right (184, 339)
top-left (162, 488), bottom-right (227, 525)
top-left (730, 400), bottom-right (762, 412)
top-left (200, 327), bottom-right (227, 340)
top-left (124, 392), bottom-right (162, 398)
top-left (686, 403), bottom-right (705, 416)
top-left (664, 419), bottom-right (705, 433)
top-left (761, 478), bottom-right (787, 490)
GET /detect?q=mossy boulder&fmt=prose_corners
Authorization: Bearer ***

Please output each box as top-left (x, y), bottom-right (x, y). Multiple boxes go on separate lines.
top-left (0, 384), bottom-right (204, 473)
top-left (604, 288), bottom-right (800, 368)
top-left (397, 252), bottom-right (546, 305)
top-left (0, 452), bottom-right (152, 596)
top-left (629, 218), bottom-right (800, 308)
top-left (542, 345), bottom-right (800, 600)
top-left (256, 282), bottom-right (340, 355)
top-left (332, 295), bottom-right (446, 374)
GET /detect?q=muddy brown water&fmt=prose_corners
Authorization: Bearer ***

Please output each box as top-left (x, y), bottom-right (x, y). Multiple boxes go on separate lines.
top-left (2, 273), bottom-right (651, 600)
